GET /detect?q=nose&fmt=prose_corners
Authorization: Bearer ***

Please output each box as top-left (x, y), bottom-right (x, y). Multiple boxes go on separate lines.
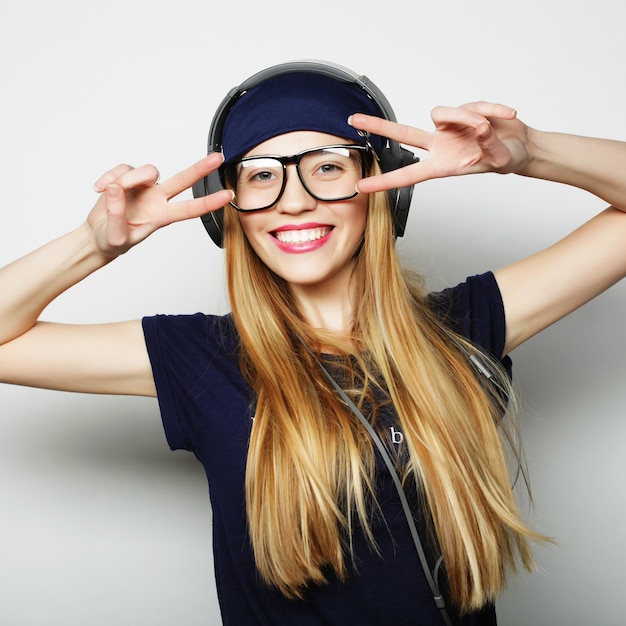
top-left (275, 164), bottom-right (316, 214)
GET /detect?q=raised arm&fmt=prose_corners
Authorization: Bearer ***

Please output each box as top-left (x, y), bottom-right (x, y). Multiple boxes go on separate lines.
top-left (350, 106), bottom-right (626, 355)
top-left (0, 154), bottom-right (232, 395)
top-left (494, 129), bottom-right (626, 353)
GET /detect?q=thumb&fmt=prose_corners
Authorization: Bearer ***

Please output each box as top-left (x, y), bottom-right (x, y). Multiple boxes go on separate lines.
top-left (103, 184), bottom-right (131, 250)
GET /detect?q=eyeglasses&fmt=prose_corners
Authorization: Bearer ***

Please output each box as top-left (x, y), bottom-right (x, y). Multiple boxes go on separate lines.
top-left (221, 144), bottom-right (371, 212)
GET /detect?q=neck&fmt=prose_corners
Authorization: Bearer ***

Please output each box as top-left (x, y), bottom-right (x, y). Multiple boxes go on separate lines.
top-left (289, 267), bottom-right (357, 333)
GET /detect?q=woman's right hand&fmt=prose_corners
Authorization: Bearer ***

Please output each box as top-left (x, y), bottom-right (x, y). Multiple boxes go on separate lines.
top-left (87, 152), bottom-right (233, 258)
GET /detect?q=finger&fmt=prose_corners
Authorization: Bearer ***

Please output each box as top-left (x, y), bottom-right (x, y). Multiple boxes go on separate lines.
top-left (93, 164), bottom-right (133, 192)
top-left (109, 164), bottom-right (161, 191)
top-left (430, 103), bottom-right (516, 131)
top-left (473, 122), bottom-right (512, 169)
top-left (159, 152), bottom-right (225, 200)
top-left (356, 161), bottom-right (430, 194)
top-left (104, 184), bottom-right (130, 248)
top-left (163, 188), bottom-right (234, 225)
top-left (430, 105), bottom-right (490, 130)
top-left (349, 114), bottom-right (430, 149)
top-left (461, 101), bottom-right (517, 120)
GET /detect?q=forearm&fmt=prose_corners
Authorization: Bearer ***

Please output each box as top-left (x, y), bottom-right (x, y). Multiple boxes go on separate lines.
top-left (0, 222), bottom-right (112, 345)
top-left (521, 129), bottom-right (626, 211)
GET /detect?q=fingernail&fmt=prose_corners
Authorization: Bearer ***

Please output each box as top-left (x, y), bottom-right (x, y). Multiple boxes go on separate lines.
top-left (106, 184), bottom-right (120, 199)
top-left (477, 121), bottom-right (491, 138)
top-left (347, 115), bottom-right (354, 126)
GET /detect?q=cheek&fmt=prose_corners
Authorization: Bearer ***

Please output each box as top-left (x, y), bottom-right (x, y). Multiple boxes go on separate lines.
top-left (238, 213), bottom-right (260, 243)
top-left (238, 213), bottom-right (269, 258)
top-left (350, 197), bottom-right (368, 238)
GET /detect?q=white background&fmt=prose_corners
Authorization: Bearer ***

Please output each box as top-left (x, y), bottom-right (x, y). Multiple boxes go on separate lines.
top-left (1, 1), bottom-right (625, 624)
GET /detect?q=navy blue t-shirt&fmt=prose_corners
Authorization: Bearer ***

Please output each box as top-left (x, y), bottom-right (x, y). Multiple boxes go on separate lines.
top-left (142, 272), bottom-right (509, 625)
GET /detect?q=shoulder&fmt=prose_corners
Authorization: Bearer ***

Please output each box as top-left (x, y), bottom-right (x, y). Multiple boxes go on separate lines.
top-left (142, 312), bottom-right (238, 352)
top-left (140, 312), bottom-right (248, 452)
top-left (428, 271), bottom-right (508, 361)
top-left (428, 272), bottom-right (503, 319)
top-left (141, 312), bottom-right (241, 382)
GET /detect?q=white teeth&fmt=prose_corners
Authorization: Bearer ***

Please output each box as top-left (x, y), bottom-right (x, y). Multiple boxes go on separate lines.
top-left (274, 227), bottom-right (330, 244)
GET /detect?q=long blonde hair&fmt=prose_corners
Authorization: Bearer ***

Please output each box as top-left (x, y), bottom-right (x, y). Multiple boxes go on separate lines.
top-left (223, 178), bottom-right (542, 612)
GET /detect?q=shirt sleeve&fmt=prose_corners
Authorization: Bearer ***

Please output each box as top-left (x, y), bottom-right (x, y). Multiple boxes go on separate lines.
top-left (141, 313), bottom-right (246, 453)
top-left (429, 271), bottom-right (511, 372)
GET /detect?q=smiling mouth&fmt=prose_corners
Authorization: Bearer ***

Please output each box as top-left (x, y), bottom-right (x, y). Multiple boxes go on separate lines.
top-left (272, 227), bottom-right (333, 244)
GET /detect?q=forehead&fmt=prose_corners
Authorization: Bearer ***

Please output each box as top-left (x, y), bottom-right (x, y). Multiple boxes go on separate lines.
top-left (244, 131), bottom-right (354, 158)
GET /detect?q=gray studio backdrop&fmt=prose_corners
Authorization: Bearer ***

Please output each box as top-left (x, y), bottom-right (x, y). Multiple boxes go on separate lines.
top-left (1, 1), bottom-right (624, 624)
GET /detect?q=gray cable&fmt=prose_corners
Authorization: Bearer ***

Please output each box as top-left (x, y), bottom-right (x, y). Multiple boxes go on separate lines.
top-left (299, 338), bottom-right (454, 626)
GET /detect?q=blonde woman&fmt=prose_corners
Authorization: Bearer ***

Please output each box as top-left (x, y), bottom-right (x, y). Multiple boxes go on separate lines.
top-left (1, 61), bottom-right (625, 625)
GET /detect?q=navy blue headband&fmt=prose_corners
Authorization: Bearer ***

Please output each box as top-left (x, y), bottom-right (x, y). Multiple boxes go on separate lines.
top-left (221, 72), bottom-right (386, 162)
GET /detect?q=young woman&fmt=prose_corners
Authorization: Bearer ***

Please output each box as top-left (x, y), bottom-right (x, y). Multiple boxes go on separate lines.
top-left (1, 61), bottom-right (625, 625)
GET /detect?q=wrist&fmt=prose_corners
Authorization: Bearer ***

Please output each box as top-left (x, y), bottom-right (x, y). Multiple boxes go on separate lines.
top-left (76, 220), bottom-right (120, 266)
top-left (66, 222), bottom-right (118, 279)
top-left (515, 128), bottom-right (591, 186)
top-left (515, 126), bottom-right (542, 178)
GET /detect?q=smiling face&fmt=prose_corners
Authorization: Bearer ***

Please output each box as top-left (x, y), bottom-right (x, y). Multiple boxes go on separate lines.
top-left (236, 131), bottom-right (369, 300)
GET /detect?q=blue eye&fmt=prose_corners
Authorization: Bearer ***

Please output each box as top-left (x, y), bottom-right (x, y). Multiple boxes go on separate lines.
top-left (238, 158), bottom-right (283, 186)
top-left (318, 163), bottom-right (341, 174)
top-left (252, 170), bottom-right (277, 182)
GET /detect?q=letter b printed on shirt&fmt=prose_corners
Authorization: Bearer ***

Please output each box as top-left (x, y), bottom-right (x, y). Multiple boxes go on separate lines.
top-left (390, 427), bottom-right (404, 445)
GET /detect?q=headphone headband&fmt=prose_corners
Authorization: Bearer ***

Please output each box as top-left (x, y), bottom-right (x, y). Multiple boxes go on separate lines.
top-left (192, 60), bottom-right (418, 247)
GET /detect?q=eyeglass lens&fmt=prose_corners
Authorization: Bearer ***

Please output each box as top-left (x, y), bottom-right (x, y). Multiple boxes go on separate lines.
top-left (224, 146), bottom-right (366, 212)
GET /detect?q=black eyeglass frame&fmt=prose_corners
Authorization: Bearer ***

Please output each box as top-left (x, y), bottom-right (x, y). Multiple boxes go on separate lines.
top-left (221, 144), bottom-right (373, 213)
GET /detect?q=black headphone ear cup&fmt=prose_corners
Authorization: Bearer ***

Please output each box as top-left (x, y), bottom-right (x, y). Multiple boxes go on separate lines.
top-left (389, 185), bottom-right (414, 238)
top-left (193, 163), bottom-right (227, 248)
top-left (201, 207), bottom-right (225, 248)
top-left (378, 144), bottom-right (419, 237)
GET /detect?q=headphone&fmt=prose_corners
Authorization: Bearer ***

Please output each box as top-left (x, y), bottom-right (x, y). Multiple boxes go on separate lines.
top-left (192, 60), bottom-right (419, 248)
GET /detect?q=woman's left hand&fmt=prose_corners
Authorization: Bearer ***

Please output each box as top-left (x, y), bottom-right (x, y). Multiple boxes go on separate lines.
top-left (350, 102), bottom-right (531, 194)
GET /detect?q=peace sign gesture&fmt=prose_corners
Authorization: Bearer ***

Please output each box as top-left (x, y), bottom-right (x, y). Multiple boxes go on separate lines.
top-left (350, 102), bottom-right (530, 194)
top-left (88, 153), bottom-right (232, 258)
